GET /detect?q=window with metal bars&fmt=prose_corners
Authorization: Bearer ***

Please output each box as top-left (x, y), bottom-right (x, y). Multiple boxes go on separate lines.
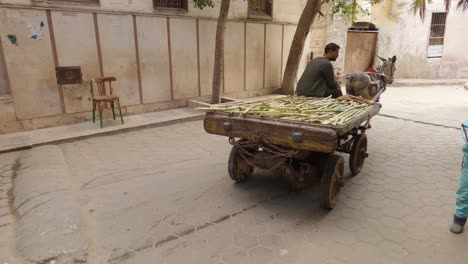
top-left (48, 0), bottom-right (100, 4)
top-left (427, 12), bottom-right (447, 58)
top-left (154, 0), bottom-right (188, 10)
top-left (249, 0), bottom-right (273, 18)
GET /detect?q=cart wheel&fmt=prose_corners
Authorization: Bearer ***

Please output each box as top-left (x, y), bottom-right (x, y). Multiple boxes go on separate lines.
top-left (228, 145), bottom-right (253, 183)
top-left (349, 134), bottom-right (368, 176)
top-left (320, 155), bottom-right (345, 210)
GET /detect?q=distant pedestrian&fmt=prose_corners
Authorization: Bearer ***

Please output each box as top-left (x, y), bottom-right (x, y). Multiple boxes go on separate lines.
top-left (450, 120), bottom-right (468, 234)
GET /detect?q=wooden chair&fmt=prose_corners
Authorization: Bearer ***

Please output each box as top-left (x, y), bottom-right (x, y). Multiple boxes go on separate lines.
top-left (89, 77), bottom-right (124, 128)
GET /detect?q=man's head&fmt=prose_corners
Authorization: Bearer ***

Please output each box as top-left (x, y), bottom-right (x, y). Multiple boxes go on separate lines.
top-left (324, 43), bottom-right (340, 61)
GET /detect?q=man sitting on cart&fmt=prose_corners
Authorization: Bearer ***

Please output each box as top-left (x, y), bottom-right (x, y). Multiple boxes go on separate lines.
top-left (296, 43), bottom-right (343, 99)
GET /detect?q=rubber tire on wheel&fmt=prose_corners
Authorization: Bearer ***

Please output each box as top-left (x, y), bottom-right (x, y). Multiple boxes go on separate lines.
top-left (349, 134), bottom-right (368, 176)
top-left (320, 155), bottom-right (345, 210)
top-left (228, 145), bottom-right (253, 183)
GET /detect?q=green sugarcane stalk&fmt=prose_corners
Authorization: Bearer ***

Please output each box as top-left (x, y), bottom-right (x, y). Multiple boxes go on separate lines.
top-left (200, 96), bottom-right (374, 126)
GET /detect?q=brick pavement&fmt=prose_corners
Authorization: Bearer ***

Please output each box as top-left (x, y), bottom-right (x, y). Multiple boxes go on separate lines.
top-left (380, 85), bottom-right (467, 128)
top-left (55, 115), bottom-right (468, 264)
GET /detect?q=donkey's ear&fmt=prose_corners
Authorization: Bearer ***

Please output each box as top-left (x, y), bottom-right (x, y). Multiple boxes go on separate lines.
top-left (377, 55), bottom-right (387, 62)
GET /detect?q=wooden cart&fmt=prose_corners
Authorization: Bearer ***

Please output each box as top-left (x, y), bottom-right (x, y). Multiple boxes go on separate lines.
top-left (203, 99), bottom-right (381, 209)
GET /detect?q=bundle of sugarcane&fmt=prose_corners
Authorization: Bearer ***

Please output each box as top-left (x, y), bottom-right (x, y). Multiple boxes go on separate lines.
top-left (198, 96), bottom-right (374, 125)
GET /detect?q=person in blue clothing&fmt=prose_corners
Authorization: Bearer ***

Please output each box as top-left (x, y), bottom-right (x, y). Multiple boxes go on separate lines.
top-left (450, 120), bottom-right (468, 234)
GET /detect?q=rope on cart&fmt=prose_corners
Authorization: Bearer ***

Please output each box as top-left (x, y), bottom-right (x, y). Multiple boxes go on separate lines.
top-left (229, 134), bottom-right (299, 171)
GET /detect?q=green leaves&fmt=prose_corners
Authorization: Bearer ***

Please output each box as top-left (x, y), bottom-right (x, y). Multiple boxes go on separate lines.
top-left (190, 0), bottom-right (387, 24)
top-left (412, 0), bottom-right (430, 19)
top-left (413, 0), bottom-right (468, 20)
top-left (332, 0), bottom-right (383, 24)
top-left (192, 0), bottom-right (215, 9)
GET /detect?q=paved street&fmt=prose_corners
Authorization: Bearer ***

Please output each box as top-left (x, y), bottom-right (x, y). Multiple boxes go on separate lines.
top-left (0, 151), bottom-right (22, 264)
top-left (1, 85), bottom-right (468, 263)
top-left (380, 84), bottom-right (467, 128)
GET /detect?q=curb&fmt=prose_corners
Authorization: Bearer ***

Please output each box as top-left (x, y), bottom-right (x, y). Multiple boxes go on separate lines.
top-left (32, 115), bottom-right (205, 148)
top-left (12, 146), bottom-right (87, 263)
top-left (0, 113), bottom-right (205, 154)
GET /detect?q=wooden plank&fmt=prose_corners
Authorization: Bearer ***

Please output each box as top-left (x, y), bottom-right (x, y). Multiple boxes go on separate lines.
top-left (343, 31), bottom-right (378, 75)
top-left (204, 114), bottom-right (338, 153)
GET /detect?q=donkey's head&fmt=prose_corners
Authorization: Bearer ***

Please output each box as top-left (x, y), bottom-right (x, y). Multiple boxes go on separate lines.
top-left (378, 55), bottom-right (397, 85)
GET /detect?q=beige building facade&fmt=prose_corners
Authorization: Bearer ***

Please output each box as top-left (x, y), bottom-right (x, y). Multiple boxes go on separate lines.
top-left (325, 0), bottom-right (468, 79)
top-left (372, 0), bottom-right (468, 79)
top-left (0, 0), bottom-right (312, 134)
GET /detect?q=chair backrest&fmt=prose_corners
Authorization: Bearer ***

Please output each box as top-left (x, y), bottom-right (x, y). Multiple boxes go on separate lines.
top-left (90, 77), bottom-right (117, 98)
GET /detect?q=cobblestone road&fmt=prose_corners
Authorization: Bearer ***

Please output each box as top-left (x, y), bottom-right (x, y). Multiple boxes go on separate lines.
top-left (59, 115), bottom-right (467, 264)
top-left (1, 85), bottom-right (467, 264)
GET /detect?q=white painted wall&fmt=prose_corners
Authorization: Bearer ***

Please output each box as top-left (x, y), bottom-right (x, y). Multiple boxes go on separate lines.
top-left (0, 36), bottom-right (9, 95)
top-left (323, 0), bottom-right (468, 78)
top-left (371, 0), bottom-right (468, 78)
top-left (169, 18), bottom-right (199, 100)
top-left (224, 22), bottom-right (244, 94)
top-left (52, 11), bottom-right (99, 113)
top-left (0, 0), bottom-right (313, 132)
top-left (98, 14), bottom-right (140, 106)
top-left (0, 0), bottom-right (31, 5)
top-left (265, 24), bottom-right (282, 89)
top-left (198, 20), bottom-right (217, 96)
top-left (0, 8), bottom-right (61, 119)
top-left (137, 16), bottom-right (172, 103)
top-left (3, 0), bottom-right (308, 23)
top-left (272, 0), bottom-right (307, 24)
top-left (246, 23), bottom-right (264, 91)
top-left (440, 5), bottom-right (468, 78)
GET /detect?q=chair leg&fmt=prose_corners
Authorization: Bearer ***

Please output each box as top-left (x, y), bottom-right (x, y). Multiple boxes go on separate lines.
top-left (92, 101), bottom-right (96, 123)
top-left (99, 111), bottom-right (103, 128)
top-left (116, 100), bottom-right (124, 124)
top-left (97, 102), bottom-right (103, 128)
top-left (111, 102), bottom-right (116, 120)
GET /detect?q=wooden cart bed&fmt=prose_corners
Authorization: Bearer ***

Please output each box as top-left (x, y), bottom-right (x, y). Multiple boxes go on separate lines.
top-left (204, 103), bottom-right (381, 153)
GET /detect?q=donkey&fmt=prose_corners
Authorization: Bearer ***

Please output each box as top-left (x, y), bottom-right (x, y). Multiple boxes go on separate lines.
top-left (346, 55), bottom-right (397, 101)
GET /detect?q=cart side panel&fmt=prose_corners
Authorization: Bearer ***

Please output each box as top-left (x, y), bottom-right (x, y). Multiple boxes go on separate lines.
top-left (204, 113), bottom-right (338, 153)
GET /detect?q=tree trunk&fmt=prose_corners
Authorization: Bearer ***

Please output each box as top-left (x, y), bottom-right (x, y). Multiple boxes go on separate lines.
top-left (281, 0), bottom-right (322, 95)
top-left (211, 0), bottom-right (231, 104)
